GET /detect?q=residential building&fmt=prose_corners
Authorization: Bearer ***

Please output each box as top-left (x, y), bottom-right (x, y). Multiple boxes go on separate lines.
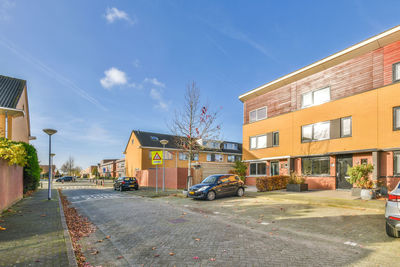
top-left (0, 75), bottom-right (33, 142)
top-left (98, 159), bottom-right (117, 178)
top-left (239, 26), bottom-right (400, 190)
top-left (81, 165), bottom-right (97, 178)
top-left (39, 165), bottom-right (57, 177)
top-left (124, 130), bottom-right (242, 181)
top-left (116, 158), bottom-right (125, 177)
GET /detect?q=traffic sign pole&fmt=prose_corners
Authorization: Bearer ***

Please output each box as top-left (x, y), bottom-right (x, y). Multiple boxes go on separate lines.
top-left (156, 165), bottom-right (158, 194)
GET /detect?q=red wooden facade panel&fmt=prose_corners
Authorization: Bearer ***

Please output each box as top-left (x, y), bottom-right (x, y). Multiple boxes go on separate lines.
top-left (243, 41), bottom-right (399, 124)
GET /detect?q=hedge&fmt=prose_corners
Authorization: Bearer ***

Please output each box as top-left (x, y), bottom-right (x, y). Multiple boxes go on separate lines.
top-left (256, 175), bottom-right (289, 192)
top-left (21, 143), bottom-right (41, 193)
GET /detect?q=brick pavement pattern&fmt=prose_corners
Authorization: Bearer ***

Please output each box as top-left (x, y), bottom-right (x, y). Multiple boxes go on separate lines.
top-left (0, 189), bottom-right (70, 267)
top-left (63, 188), bottom-right (369, 267)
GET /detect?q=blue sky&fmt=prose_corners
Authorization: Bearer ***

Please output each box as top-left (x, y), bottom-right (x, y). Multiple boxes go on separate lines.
top-left (1, 0), bottom-right (399, 169)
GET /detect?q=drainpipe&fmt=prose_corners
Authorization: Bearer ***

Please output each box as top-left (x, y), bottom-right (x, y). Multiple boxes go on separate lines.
top-left (372, 151), bottom-right (380, 185)
top-left (4, 111), bottom-right (7, 139)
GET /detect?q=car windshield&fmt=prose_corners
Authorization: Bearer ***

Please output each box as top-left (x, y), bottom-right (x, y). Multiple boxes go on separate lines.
top-left (201, 175), bottom-right (220, 184)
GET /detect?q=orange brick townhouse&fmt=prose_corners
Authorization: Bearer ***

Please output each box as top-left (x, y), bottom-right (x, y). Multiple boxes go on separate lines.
top-left (240, 26), bottom-right (400, 190)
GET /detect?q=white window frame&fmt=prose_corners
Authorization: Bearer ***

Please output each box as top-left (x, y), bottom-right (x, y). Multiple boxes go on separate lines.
top-left (249, 106), bottom-right (267, 123)
top-left (249, 134), bottom-right (267, 150)
top-left (340, 117), bottom-right (352, 137)
top-left (393, 62), bottom-right (400, 83)
top-left (301, 121), bottom-right (331, 142)
top-left (301, 87), bottom-right (331, 108)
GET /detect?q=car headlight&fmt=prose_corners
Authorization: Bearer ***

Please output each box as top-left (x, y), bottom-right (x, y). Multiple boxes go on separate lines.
top-left (197, 186), bottom-right (210, 192)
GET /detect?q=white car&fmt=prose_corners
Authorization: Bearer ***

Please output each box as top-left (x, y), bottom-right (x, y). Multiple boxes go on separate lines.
top-left (385, 182), bottom-right (400, 237)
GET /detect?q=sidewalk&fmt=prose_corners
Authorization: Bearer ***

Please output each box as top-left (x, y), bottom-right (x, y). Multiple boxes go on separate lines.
top-left (0, 189), bottom-right (74, 266)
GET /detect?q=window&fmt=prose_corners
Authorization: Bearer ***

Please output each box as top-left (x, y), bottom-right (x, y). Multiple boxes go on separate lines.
top-left (249, 107), bottom-right (267, 122)
top-left (179, 152), bottom-right (188, 160)
top-left (204, 141), bottom-right (220, 149)
top-left (394, 152), bottom-right (400, 175)
top-left (272, 131), bottom-right (279, 146)
top-left (250, 135), bottom-right (267, 149)
top-left (215, 154), bottom-right (223, 162)
top-left (301, 87), bottom-right (331, 108)
top-left (270, 161), bottom-right (279, 176)
top-left (341, 117), bottom-right (352, 137)
top-left (393, 62), bottom-right (400, 82)
top-left (164, 151), bottom-right (173, 160)
top-left (302, 157), bottom-right (330, 176)
top-left (302, 122), bottom-right (330, 142)
top-left (150, 136), bottom-right (159, 141)
top-left (192, 153), bottom-right (199, 161)
top-left (249, 162), bottom-right (266, 176)
top-left (224, 143), bottom-right (239, 150)
top-left (394, 107), bottom-right (400, 131)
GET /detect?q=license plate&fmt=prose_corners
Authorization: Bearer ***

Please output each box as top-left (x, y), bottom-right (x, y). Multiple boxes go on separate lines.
top-left (189, 191), bottom-right (194, 195)
top-left (129, 185), bottom-right (134, 187)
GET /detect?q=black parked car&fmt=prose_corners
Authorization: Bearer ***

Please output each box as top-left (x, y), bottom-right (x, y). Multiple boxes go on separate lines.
top-left (55, 176), bottom-right (73, 182)
top-left (188, 174), bottom-right (245, 201)
top-left (114, 177), bottom-right (139, 191)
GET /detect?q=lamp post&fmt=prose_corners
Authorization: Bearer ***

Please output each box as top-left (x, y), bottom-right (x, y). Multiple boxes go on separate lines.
top-left (160, 139), bottom-right (169, 192)
top-left (43, 128), bottom-right (57, 200)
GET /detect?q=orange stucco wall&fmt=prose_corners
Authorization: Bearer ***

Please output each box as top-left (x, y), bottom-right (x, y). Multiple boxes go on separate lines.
top-left (243, 82), bottom-right (400, 160)
top-left (0, 159), bottom-right (23, 211)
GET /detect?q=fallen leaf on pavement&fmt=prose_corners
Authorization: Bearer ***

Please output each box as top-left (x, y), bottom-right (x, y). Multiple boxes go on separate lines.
top-left (210, 258), bottom-right (216, 261)
top-left (193, 256), bottom-right (199, 260)
top-left (182, 212), bottom-right (187, 215)
top-left (90, 250), bottom-right (99, 255)
top-left (41, 214), bottom-right (46, 217)
top-left (0, 226), bottom-right (6, 230)
top-left (152, 247), bottom-right (157, 250)
top-left (117, 256), bottom-right (123, 259)
top-left (169, 252), bottom-right (175, 256)
top-left (97, 240), bottom-right (103, 243)
top-left (105, 235), bottom-right (111, 239)
top-left (154, 254), bottom-right (160, 257)
top-left (35, 260), bottom-right (40, 262)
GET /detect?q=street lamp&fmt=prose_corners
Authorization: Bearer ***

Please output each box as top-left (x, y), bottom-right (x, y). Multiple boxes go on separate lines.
top-left (43, 128), bottom-right (57, 200)
top-left (160, 139), bottom-right (169, 192)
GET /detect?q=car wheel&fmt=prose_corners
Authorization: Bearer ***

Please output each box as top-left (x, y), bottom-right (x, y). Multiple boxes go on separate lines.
top-left (386, 221), bottom-right (399, 238)
top-left (206, 190), bottom-right (216, 201)
top-left (135, 186), bottom-right (139, 190)
top-left (237, 187), bottom-right (244, 197)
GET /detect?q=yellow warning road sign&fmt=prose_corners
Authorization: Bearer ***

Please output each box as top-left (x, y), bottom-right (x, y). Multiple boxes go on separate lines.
top-left (151, 151), bottom-right (163, 165)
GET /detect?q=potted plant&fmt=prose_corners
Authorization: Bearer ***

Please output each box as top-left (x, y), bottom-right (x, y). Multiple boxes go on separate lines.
top-left (286, 172), bottom-right (308, 192)
top-left (347, 164), bottom-right (375, 200)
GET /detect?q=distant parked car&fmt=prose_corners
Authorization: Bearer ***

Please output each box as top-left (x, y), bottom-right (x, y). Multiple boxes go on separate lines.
top-left (114, 177), bottom-right (139, 191)
top-left (55, 176), bottom-right (73, 182)
top-left (385, 182), bottom-right (400, 237)
top-left (188, 174), bottom-right (245, 201)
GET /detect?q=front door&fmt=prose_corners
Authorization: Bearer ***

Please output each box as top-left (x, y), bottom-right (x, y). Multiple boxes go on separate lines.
top-left (336, 155), bottom-right (353, 189)
top-left (270, 161), bottom-right (279, 176)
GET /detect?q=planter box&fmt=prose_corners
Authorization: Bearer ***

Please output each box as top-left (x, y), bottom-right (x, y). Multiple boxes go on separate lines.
top-left (287, 184), bottom-right (308, 192)
top-left (351, 187), bottom-right (361, 197)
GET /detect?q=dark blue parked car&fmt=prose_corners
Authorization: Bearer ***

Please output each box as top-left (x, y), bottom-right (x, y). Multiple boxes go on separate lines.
top-left (188, 174), bottom-right (245, 201)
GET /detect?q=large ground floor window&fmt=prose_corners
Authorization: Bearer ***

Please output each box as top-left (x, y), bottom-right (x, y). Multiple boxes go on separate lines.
top-left (302, 156), bottom-right (330, 176)
top-left (249, 162), bottom-right (266, 176)
top-left (394, 152), bottom-right (400, 176)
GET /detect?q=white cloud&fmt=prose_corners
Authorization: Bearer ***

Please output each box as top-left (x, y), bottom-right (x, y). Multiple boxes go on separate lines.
top-left (150, 88), bottom-right (169, 110)
top-left (100, 67), bottom-right (128, 89)
top-left (144, 77), bottom-right (165, 88)
top-left (104, 7), bottom-right (134, 24)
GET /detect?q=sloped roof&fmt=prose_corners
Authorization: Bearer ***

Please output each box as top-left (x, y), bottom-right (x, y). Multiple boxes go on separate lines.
top-left (0, 75), bottom-right (26, 109)
top-left (125, 130), bottom-right (242, 154)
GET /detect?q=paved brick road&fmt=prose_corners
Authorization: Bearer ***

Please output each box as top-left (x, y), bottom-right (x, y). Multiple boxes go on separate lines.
top-left (61, 186), bottom-right (371, 267)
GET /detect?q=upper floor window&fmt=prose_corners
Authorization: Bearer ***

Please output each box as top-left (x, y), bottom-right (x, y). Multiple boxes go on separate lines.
top-left (249, 107), bottom-right (267, 123)
top-left (394, 106), bottom-right (400, 131)
top-left (227, 155), bottom-right (241, 162)
top-left (302, 121), bottom-right (330, 142)
top-left (203, 141), bottom-right (220, 149)
top-left (272, 131), bottom-right (279, 146)
top-left (150, 136), bottom-right (159, 141)
top-left (340, 117), bottom-right (352, 137)
top-left (179, 152), bottom-right (188, 160)
top-left (250, 135), bottom-right (267, 149)
top-left (301, 87), bottom-right (330, 108)
top-left (393, 62), bottom-right (400, 82)
top-left (164, 151), bottom-right (173, 160)
top-left (223, 143), bottom-right (238, 150)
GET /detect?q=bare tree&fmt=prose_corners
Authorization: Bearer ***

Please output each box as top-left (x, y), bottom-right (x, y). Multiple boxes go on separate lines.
top-left (61, 156), bottom-right (75, 175)
top-left (170, 82), bottom-right (221, 188)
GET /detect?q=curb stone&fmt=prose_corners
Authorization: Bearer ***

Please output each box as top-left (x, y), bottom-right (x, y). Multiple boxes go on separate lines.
top-left (58, 190), bottom-right (78, 267)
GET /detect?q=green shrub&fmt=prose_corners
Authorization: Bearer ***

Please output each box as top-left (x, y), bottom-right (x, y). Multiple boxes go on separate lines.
top-left (21, 143), bottom-right (41, 193)
top-left (288, 172), bottom-right (306, 184)
top-left (231, 160), bottom-right (247, 182)
top-left (347, 163), bottom-right (374, 189)
top-left (256, 175), bottom-right (289, 192)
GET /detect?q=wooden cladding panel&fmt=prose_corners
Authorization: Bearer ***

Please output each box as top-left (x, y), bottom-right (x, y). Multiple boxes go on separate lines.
top-left (243, 42), bottom-right (394, 124)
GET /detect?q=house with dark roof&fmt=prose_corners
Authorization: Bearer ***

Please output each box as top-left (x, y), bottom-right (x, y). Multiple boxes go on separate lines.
top-left (0, 75), bottom-right (32, 142)
top-left (123, 130), bottom-right (242, 184)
